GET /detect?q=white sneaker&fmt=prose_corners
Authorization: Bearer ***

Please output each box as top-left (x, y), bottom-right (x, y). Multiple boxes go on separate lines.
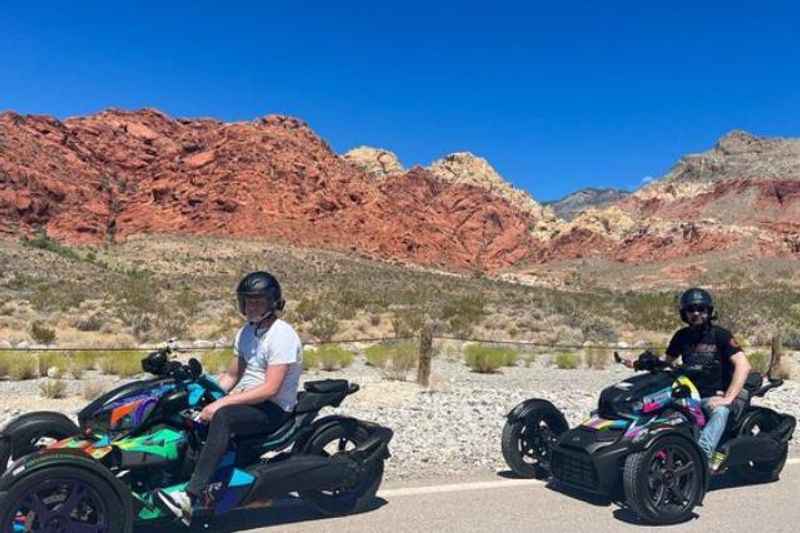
top-left (156, 489), bottom-right (193, 526)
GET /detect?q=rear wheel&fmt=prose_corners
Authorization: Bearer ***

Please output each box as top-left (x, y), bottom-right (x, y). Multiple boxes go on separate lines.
top-left (501, 403), bottom-right (568, 479)
top-left (298, 422), bottom-right (383, 516)
top-left (0, 465), bottom-right (128, 533)
top-left (730, 415), bottom-right (789, 483)
top-left (0, 412), bottom-right (79, 476)
top-left (623, 436), bottom-right (704, 525)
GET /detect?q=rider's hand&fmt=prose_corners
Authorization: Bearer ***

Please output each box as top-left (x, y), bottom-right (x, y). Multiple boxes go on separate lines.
top-left (706, 396), bottom-right (732, 409)
top-left (200, 399), bottom-right (225, 421)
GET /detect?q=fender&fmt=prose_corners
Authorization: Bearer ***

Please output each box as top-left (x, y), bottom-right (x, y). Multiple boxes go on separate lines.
top-left (293, 416), bottom-right (365, 455)
top-left (0, 410), bottom-right (79, 438)
top-left (507, 398), bottom-right (566, 426)
top-left (0, 448), bottom-right (135, 526)
top-left (738, 407), bottom-right (796, 443)
top-left (636, 428), bottom-right (709, 502)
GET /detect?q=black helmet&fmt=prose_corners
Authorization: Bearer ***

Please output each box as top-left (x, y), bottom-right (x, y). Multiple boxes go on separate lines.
top-left (679, 287), bottom-right (714, 323)
top-left (236, 271), bottom-right (285, 320)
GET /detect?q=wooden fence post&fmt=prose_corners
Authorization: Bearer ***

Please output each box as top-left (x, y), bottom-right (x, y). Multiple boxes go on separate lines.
top-left (769, 334), bottom-right (783, 379)
top-left (417, 322), bottom-right (433, 387)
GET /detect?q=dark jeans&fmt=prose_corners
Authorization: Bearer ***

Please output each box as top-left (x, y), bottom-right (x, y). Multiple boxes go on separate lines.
top-left (187, 401), bottom-right (287, 496)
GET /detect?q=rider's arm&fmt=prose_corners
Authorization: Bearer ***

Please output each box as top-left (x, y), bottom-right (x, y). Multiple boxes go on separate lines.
top-left (722, 352), bottom-right (751, 404)
top-left (221, 364), bottom-right (289, 405)
top-left (217, 356), bottom-right (245, 393)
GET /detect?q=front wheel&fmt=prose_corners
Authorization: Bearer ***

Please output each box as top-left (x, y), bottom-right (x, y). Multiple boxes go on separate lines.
top-left (298, 422), bottom-right (384, 516)
top-left (501, 402), bottom-right (568, 479)
top-left (623, 436), bottom-right (705, 525)
top-left (0, 465), bottom-right (129, 533)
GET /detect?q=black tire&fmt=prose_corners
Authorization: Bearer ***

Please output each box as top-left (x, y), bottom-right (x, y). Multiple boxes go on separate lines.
top-left (730, 415), bottom-right (789, 484)
top-left (0, 412), bottom-right (79, 476)
top-left (298, 422), bottom-right (383, 516)
top-left (0, 465), bottom-right (129, 533)
top-left (623, 435), bottom-right (704, 525)
top-left (501, 403), bottom-right (568, 479)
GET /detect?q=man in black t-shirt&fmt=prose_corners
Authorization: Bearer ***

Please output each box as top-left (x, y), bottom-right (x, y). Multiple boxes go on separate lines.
top-left (664, 288), bottom-right (751, 469)
top-left (624, 288), bottom-right (752, 470)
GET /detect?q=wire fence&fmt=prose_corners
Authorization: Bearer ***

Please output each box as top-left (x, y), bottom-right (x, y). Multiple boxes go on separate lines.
top-left (0, 334), bottom-right (777, 353)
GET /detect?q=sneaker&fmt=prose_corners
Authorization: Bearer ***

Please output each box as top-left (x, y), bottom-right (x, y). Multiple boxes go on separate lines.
top-left (709, 451), bottom-right (727, 474)
top-left (156, 489), bottom-right (193, 526)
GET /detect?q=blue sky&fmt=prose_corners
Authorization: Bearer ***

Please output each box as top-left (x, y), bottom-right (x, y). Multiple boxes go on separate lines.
top-left (3, 1), bottom-right (799, 201)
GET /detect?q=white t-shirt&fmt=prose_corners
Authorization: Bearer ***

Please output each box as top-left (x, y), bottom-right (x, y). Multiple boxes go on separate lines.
top-left (233, 319), bottom-right (303, 412)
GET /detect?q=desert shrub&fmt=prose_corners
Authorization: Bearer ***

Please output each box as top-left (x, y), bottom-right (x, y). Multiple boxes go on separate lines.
top-left (584, 348), bottom-right (611, 370)
top-left (21, 231), bottom-right (80, 261)
top-left (97, 351), bottom-right (144, 377)
top-left (30, 321), bottom-right (56, 345)
top-left (37, 352), bottom-right (67, 377)
top-left (464, 344), bottom-right (514, 373)
top-left (0, 351), bottom-right (15, 376)
top-left (295, 297), bottom-right (320, 323)
top-left (71, 351), bottom-right (101, 373)
top-left (202, 349), bottom-right (234, 374)
top-left (82, 381), bottom-right (107, 401)
top-left (72, 313), bottom-right (104, 332)
top-left (554, 352), bottom-right (580, 370)
top-left (309, 313), bottom-right (339, 342)
top-left (521, 352), bottom-right (537, 367)
top-left (382, 342), bottom-right (418, 381)
top-left (440, 295), bottom-right (485, 337)
top-left (39, 379), bottom-right (68, 399)
top-left (369, 314), bottom-right (381, 327)
top-left (315, 345), bottom-right (354, 371)
top-left (0, 303), bottom-right (14, 316)
top-left (9, 357), bottom-right (38, 380)
top-left (302, 348), bottom-right (319, 371)
top-left (746, 351), bottom-right (771, 374)
top-left (365, 344), bottom-right (392, 369)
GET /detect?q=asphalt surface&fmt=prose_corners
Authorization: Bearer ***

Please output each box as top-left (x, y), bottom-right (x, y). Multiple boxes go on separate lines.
top-left (137, 457), bottom-right (800, 533)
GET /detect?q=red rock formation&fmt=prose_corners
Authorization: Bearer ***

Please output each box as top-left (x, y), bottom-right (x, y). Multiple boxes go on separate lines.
top-left (0, 109), bottom-right (544, 272)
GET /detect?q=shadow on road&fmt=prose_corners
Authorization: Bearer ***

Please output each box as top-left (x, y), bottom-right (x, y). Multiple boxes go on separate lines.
top-left (134, 496), bottom-right (388, 533)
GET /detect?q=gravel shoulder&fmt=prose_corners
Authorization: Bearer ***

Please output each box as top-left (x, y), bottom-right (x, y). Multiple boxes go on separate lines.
top-left (2, 356), bottom-right (798, 482)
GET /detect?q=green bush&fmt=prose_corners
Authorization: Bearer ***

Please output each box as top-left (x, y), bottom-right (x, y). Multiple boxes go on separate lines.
top-left (302, 348), bottom-right (319, 371)
top-left (97, 351), bottom-right (144, 377)
top-left (295, 297), bottom-right (320, 322)
top-left (554, 352), bottom-right (580, 370)
top-left (440, 295), bottom-right (485, 337)
top-left (382, 342), bottom-right (418, 381)
top-left (464, 344), bottom-right (514, 373)
top-left (365, 344), bottom-right (393, 368)
top-left (0, 351), bottom-right (14, 376)
top-left (9, 357), bottom-right (38, 380)
top-left (202, 349), bottom-right (234, 374)
top-left (39, 379), bottom-right (68, 399)
top-left (315, 345), bottom-right (354, 371)
top-left (37, 352), bottom-right (67, 377)
top-left (21, 231), bottom-right (81, 261)
top-left (746, 351), bottom-right (771, 374)
top-left (71, 351), bottom-right (101, 373)
top-left (30, 321), bottom-right (56, 345)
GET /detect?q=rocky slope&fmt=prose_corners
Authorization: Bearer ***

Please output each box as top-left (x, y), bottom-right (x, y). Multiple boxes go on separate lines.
top-left (1, 108), bottom-right (798, 276)
top-left (0, 109), bottom-right (549, 271)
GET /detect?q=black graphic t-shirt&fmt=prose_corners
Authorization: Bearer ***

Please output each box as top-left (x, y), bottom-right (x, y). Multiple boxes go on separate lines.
top-left (665, 325), bottom-right (742, 396)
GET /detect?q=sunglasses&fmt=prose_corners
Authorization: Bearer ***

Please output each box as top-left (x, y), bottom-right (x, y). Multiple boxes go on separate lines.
top-left (685, 305), bottom-right (709, 314)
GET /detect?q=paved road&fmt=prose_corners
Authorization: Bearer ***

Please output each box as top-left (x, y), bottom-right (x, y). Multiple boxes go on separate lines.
top-left (138, 458), bottom-right (800, 533)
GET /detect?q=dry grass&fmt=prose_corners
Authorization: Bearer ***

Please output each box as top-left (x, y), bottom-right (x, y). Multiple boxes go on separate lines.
top-left (81, 381), bottom-right (107, 401)
top-left (8, 357), bottom-right (38, 380)
top-left (39, 379), bottom-right (69, 399)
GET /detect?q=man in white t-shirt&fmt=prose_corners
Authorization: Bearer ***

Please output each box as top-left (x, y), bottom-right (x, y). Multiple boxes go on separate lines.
top-left (158, 271), bottom-right (302, 525)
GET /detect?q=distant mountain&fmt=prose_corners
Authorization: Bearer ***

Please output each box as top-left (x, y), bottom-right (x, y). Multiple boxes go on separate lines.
top-left (544, 187), bottom-right (631, 221)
